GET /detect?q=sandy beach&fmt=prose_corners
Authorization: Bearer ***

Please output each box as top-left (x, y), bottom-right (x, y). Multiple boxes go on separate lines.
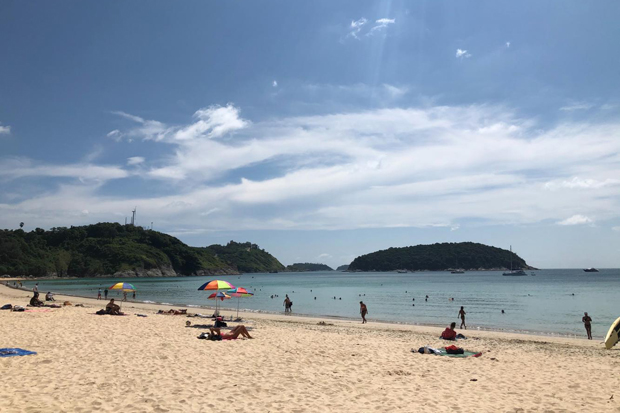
top-left (0, 284), bottom-right (618, 413)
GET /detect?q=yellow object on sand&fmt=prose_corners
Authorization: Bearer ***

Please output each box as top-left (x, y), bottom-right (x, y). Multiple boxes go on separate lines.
top-left (604, 317), bottom-right (620, 349)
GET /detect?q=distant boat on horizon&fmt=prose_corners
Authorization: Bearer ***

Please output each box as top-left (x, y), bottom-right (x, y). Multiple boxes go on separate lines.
top-left (451, 269), bottom-right (465, 274)
top-left (503, 245), bottom-right (527, 276)
top-left (583, 268), bottom-right (599, 272)
top-left (396, 269), bottom-right (408, 273)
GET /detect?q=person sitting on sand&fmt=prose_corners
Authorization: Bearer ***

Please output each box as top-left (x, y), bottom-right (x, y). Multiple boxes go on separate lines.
top-left (30, 292), bottom-right (44, 307)
top-left (45, 291), bottom-right (55, 301)
top-left (441, 322), bottom-right (458, 340)
top-left (209, 325), bottom-right (253, 340)
top-left (106, 299), bottom-right (122, 315)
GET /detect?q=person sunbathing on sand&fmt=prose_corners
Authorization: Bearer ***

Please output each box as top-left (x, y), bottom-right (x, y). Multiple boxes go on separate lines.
top-left (106, 299), bottom-right (122, 315)
top-left (209, 325), bottom-right (253, 340)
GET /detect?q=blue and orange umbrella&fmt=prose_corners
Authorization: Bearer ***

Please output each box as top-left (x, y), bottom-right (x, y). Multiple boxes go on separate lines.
top-left (227, 287), bottom-right (254, 320)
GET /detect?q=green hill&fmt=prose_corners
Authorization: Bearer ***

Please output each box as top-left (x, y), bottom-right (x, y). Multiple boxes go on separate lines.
top-left (348, 242), bottom-right (535, 272)
top-left (285, 263), bottom-right (333, 272)
top-left (336, 265), bottom-right (349, 271)
top-left (0, 223), bottom-right (284, 277)
top-left (207, 241), bottom-right (285, 273)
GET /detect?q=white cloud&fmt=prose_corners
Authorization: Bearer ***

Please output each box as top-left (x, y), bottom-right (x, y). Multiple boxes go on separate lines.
top-left (557, 215), bottom-right (594, 226)
top-left (127, 156), bottom-right (145, 166)
top-left (0, 158), bottom-right (128, 181)
top-left (559, 102), bottom-right (594, 111)
top-left (349, 17), bottom-right (367, 39)
top-left (451, 224), bottom-right (460, 231)
top-left (612, 226), bottom-right (620, 232)
top-left (2, 104), bottom-right (620, 233)
top-left (272, 80), bottom-right (278, 87)
top-left (383, 84), bottom-right (408, 98)
top-left (0, 124), bottom-right (11, 135)
top-left (106, 129), bottom-right (122, 141)
top-left (506, 41), bottom-right (511, 48)
top-left (456, 49), bottom-right (472, 58)
top-left (318, 253), bottom-right (332, 260)
top-left (367, 18), bottom-right (396, 36)
top-left (347, 17), bottom-right (395, 39)
top-left (544, 177), bottom-right (620, 190)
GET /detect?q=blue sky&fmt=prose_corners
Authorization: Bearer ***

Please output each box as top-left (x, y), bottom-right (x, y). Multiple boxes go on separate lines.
top-left (1, 0), bottom-right (620, 268)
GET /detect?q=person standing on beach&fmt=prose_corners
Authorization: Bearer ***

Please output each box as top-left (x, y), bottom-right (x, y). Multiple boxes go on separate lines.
top-left (97, 288), bottom-right (102, 300)
top-left (458, 306), bottom-right (466, 329)
top-left (33, 283), bottom-right (38, 293)
top-left (132, 291), bottom-right (136, 299)
top-left (283, 295), bottom-right (291, 313)
top-left (582, 312), bottom-right (592, 339)
top-left (122, 291), bottom-right (127, 302)
top-left (360, 301), bottom-right (368, 324)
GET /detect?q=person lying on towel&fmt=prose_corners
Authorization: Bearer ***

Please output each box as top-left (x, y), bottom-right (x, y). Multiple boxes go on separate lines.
top-left (208, 325), bottom-right (253, 340)
top-left (106, 299), bottom-right (122, 315)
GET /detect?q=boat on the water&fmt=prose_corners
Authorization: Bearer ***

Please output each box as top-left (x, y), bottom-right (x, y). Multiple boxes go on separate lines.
top-left (396, 269), bottom-right (408, 273)
top-left (451, 269), bottom-right (465, 274)
top-left (583, 268), bottom-right (599, 272)
top-left (530, 272), bottom-right (536, 276)
top-left (503, 245), bottom-right (527, 276)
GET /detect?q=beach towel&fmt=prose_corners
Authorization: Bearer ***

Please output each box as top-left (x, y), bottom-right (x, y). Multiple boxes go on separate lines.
top-left (436, 350), bottom-right (482, 358)
top-left (0, 348), bottom-right (37, 357)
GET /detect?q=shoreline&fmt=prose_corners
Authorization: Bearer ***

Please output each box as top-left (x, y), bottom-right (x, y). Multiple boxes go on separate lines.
top-left (0, 283), bottom-right (594, 343)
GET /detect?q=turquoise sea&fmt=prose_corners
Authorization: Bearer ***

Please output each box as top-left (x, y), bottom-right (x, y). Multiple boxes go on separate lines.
top-left (21, 269), bottom-right (619, 338)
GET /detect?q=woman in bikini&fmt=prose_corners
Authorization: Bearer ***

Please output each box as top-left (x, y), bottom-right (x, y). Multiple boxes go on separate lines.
top-left (209, 325), bottom-right (253, 340)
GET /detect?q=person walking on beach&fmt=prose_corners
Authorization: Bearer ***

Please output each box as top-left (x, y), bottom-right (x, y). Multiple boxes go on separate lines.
top-left (582, 312), bottom-right (593, 340)
top-left (122, 291), bottom-right (127, 302)
top-left (458, 306), bottom-right (466, 329)
top-left (104, 288), bottom-right (108, 299)
top-left (283, 295), bottom-right (291, 314)
top-left (360, 301), bottom-right (368, 324)
top-left (33, 283), bottom-right (38, 293)
top-left (132, 291), bottom-right (136, 299)
top-left (97, 288), bottom-right (102, 300)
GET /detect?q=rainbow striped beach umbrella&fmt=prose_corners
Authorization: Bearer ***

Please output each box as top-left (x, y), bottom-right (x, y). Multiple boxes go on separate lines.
top-left (109, 282), bottom-right (136, 291)
top-left (206, 291), bottom-right (231, 316)
top-left (197, 280), bottom-right (235, 291)
top-left (227, 287), bottom-right (254, 320)
top-left (207, 292), bottom-right (232, 301)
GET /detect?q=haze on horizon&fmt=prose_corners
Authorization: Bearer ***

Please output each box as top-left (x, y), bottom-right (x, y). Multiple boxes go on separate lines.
top-left (1, 1), bottom-right (619, 270)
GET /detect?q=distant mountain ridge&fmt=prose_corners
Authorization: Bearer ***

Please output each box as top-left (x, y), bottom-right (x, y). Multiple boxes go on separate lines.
top-left (0, 223), bottom-right (285, 278)
top-left (348, 242), bottom-right (536, 272)
top-left (285, 263), bottom-right (333, 272)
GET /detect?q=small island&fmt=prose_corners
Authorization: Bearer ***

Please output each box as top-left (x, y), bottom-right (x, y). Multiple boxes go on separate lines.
top-left (285, 263), bottom-right (334, 272)
top-left (348, 242), bottom-right (536, 272)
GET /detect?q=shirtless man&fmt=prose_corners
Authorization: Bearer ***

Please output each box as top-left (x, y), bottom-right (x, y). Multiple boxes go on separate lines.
top-left (106, 299), bottom-right (121, 315)
top-left (582, 312), bottom-right (592, 340)
top-left (458, 306), bottom-right (466, 329)
top-left (283, 295), bottom-right (291, 313)
top-left (360, 301), bottom-right (368, 324)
